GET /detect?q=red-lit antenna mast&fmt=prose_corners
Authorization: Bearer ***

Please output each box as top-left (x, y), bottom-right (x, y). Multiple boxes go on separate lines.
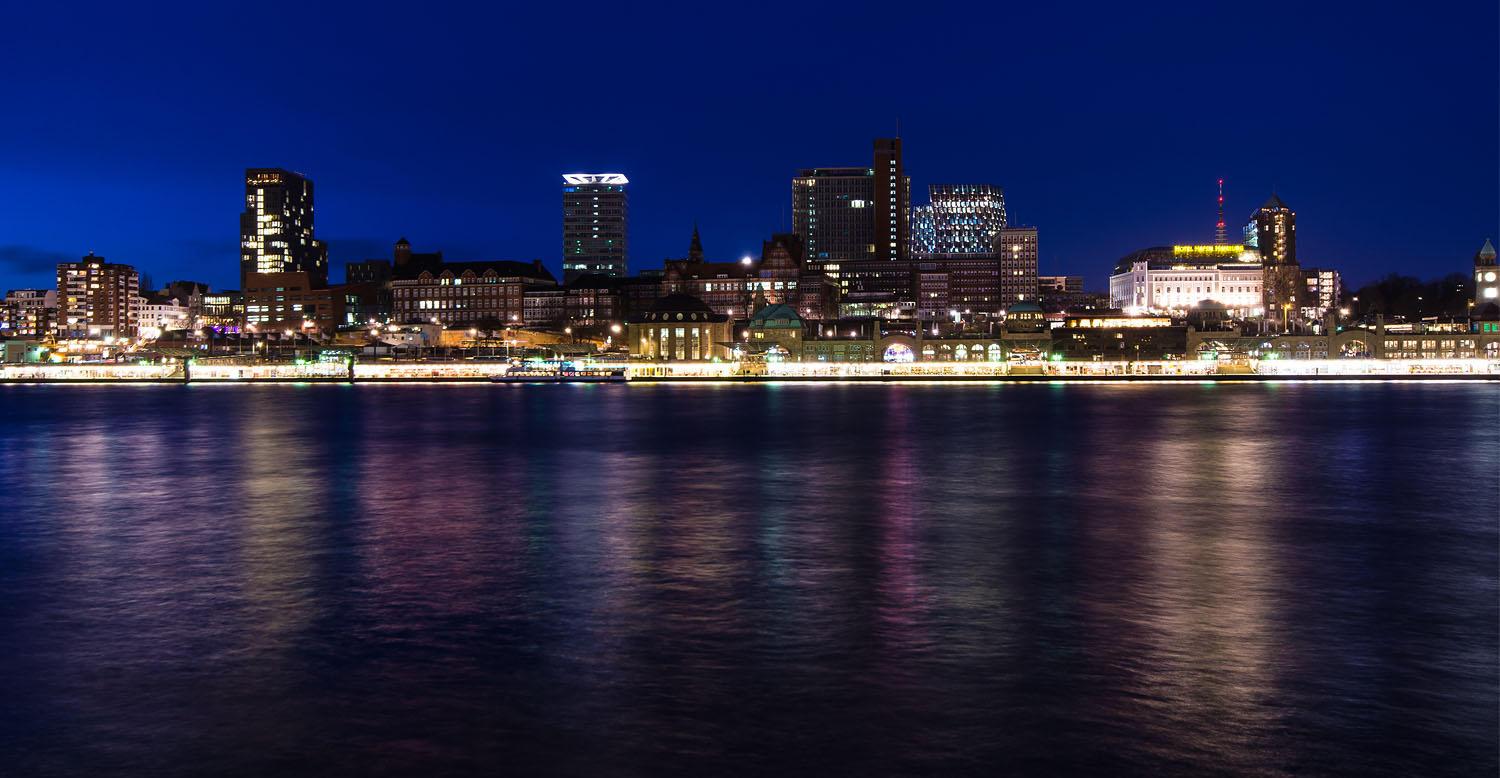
top-left (1215, 179), bottom-right (1227, 244)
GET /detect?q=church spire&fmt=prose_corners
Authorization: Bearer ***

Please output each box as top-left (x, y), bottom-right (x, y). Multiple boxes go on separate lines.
top-left (688, 221), bottom-right (704, 263)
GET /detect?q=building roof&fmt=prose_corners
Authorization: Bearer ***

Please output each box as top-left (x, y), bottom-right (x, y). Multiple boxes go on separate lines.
top-left (749, 303), bottom-right (804, 328)
top-left (394, 258), bottom-right (555, 283)
top-left (634, 293), bottom-right (727, 324)
top-left (648, 293), bottom-right (716, 315)
top-left (1111, 245), bottom-right (1259, 275)
top-left (669, 260), bottom-right (756, 280)
top-left (566, 273), bottom-right (627, 291)
top-left (1477, 238), bottom-right (1496, 263)
top-left (1008, 301), bottom-right (1043, 315)
top-left (1261, 193), bottom-right (1290, 211)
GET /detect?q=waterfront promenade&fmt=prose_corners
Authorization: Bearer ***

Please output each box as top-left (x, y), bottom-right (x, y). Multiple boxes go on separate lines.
top-left (2, 359), bottom-right (1497, 383)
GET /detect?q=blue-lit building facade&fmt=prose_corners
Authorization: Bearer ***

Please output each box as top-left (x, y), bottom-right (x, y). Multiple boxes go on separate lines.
top-left (912, 185), bottom-right (1008, 254)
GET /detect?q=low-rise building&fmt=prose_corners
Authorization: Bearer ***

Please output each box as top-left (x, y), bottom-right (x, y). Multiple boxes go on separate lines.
top-left (201, 290), bottom-right (243, 329)
top-left (2, 289), bottom-right (57, 338)
top-left (627, 293), bottom-right (733, 361)
top-left (391, 258), bottom-right (556, 327)
top-left (243, 272), bottom-right (376, 333)
top-left (135, 293), bottom-right (192, 338)
top-left (1109, 245), bottom-right (1263, 317)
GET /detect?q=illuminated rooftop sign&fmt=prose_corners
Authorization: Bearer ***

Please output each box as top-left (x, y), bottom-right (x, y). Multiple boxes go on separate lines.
top-left (562, 174), bottom-right (628, 185)
top-left (1066, 316), bottom-right (1172, 328)
top-left (1173, 245), bottom-right (1245, 255)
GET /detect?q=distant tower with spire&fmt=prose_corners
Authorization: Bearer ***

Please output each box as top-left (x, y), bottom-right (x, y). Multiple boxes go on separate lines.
top-left (1215, 179), bottom-right (1227, 245)
top-left (688, 221), bottom-right (704, 263)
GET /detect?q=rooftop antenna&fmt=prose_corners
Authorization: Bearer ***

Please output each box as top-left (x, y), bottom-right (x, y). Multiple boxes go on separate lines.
top-left (1215, 179), bottom-right (1227, 244)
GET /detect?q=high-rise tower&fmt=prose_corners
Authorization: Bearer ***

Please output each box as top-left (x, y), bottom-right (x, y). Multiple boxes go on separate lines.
top-left (1215, 179), bottom-right (1227, 245)
top-left (239, 168), bottom-right (327, 288)
top-left (1246, 193), bottom-right (1300, 331)
top-left (56, 253), bottom-right (139, 338)
top-left (562, 174), bottom-right (629, 283)
top-left (792, 138), bottom-right (911, 288)
top-left (871, 138), bottom-right (909, 263)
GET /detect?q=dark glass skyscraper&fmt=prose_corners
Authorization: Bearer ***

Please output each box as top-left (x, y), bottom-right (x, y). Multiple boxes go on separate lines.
top-left (562, 174), bottom-right (629, 283)
top-left (239, 168), bottom-right (327, 288)
top-left (792, 138), bottom-right (910, 289)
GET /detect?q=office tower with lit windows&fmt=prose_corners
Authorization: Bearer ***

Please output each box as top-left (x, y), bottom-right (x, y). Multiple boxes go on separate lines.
top-left (1245, 193), bottom-right (1300, 331)
top-left (871, 138), bottom-right (909, 262)
top-left (562, 174), bottom-right (629, 283)
top-left (912, 185), bottom-right (1008, 254)
top-left (239, 168), bottom-right (327, 289)
top-left (792, 138), bottom-right (910, 287)
top-left (996, 227), bottom-right (1040, 307)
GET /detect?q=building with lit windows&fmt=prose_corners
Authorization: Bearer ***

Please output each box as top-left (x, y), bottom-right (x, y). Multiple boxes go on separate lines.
top-left (1109, 245), bottom-right (1264, 316)
top-left (627, 293), bottom-right (732, 361)
top-left (1245, 193), bottom-right (1300, 330)
top-left (912, 185), bottom-right (1008, 254)
top-left (242, 273), bottom-right (375, 332)
top-left (562, 174), bottom-right (629, 282)
top-left (656, 231), bottom-right (833, 320)
top-left (55, 254), bottom-right (139, 339)
top-left (843, 253), bottom-right (1013, 321)
top-left (1, 289), bottom-right (56, 338)
top-left (201, 291), bottom-right (243, 328)
top-left (1301, 268), bottom-right (1342, 319)
top-left (996, 227), bottom-right (1041, 307)
top-left (239, 168), bottom-right (327, 288)
top-left (134, 293), bottom-right (191, 338)
top-left (1038, 276), bottom-right (1107, 313)
top-left (792, 138), bottom-right (911, 287)
top-left (391, 258), bottom-right (557, 327)
top-left (1474, 238), bottom-right (1498, 313)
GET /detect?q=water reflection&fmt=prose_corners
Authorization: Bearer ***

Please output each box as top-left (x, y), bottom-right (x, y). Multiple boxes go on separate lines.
top-left (0, 383), bottom-right (1494, 777)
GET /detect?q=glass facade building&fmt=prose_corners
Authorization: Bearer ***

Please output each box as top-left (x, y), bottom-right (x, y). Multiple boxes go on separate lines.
top-left (792, 138), bottom-right (910, 289)
top-left (912, 184), bottom-right (1008, 255)
top-left (239, 168), bottom-right (327, 289)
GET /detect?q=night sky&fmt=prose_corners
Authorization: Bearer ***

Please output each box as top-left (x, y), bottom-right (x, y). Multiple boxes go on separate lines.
top-left (3, 1), bottom-right (1495, 293)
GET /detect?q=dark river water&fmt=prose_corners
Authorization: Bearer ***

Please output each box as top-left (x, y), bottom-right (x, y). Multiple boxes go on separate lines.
top-left (0, 382), bottom-right (1495, 777)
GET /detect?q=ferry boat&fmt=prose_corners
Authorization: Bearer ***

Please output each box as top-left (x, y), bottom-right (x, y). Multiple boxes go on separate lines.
top-left (489, 362), bottom-right (628, 383)
top-left (490, 367), bottom-right (562, 383)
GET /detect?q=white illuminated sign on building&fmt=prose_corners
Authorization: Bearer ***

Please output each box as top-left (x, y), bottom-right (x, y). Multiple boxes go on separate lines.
top-left (562, 174), bottom-right (629, 185)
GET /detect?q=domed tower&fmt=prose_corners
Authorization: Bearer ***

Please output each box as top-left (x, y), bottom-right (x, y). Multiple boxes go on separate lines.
top-left (1475, 238), bottom-right (1498, 314)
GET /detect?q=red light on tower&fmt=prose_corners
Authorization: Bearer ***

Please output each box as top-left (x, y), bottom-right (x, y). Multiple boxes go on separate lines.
top-left (1214, 179), bottom-right (1227, 244)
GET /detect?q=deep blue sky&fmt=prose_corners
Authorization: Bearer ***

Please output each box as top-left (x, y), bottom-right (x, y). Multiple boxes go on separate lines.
top-left (2, 1), bottom-right (1495, 293)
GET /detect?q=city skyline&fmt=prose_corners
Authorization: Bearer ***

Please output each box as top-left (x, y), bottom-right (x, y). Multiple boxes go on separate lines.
top-left (2, 2), bottom-right (1495, 294)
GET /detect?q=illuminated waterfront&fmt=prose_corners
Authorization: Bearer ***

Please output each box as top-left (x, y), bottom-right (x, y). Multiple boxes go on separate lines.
top-left (2, 357), bottom-right (1498, 383)
top-left (0, 383), bottom-right (1495, 777)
